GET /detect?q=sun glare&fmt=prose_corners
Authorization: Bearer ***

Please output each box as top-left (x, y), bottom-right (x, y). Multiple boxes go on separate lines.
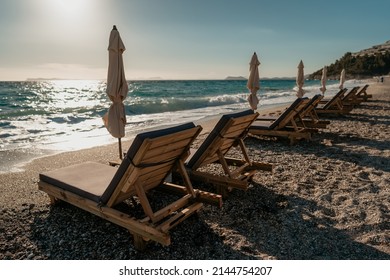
top-left (47, 0), bottom-right (89, 14)
top-left (35, 0), bottom-right (105, 47)
top-left (42, 0), bottom-right (94, 24)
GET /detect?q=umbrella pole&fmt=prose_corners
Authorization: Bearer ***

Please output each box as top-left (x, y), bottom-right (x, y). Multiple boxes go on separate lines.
top-left (118, 138), bottom-right (123, 160)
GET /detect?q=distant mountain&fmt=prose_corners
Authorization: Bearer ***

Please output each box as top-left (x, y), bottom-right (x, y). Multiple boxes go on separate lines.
top-left (308, 40), bottom-right (390, 79)
top-left (26, 78), bottom-right (64, 81)
top-left (262, 77), bottom-right (295, 80)
top-left (225, 76), bottom-right (247, 80)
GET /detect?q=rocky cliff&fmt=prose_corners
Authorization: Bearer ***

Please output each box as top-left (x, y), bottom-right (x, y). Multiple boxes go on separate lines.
top-left (309, 40), bottom-right (390, 79)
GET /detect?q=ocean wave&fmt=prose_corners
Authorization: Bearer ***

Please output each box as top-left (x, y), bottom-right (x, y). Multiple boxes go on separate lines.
top-left (0, 79), bottom-right (363, 156)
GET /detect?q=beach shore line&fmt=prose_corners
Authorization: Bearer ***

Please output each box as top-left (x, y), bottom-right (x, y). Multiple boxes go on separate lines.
top-left (0, 99), bottom-right (291, 175)
top-left (0, 82), bottom-right (389, 259)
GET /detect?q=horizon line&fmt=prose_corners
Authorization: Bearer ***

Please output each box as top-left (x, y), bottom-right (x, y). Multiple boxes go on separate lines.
top-left (0, 76), bottom-right (302, 82)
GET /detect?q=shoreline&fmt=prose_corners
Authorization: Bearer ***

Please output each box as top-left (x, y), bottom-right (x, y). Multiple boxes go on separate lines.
top-left (0, 80), bottom-right (374, 174)
top-left (1, 82), bottom-right (389, 259)
top-left (0, 101), bottom-right (290, 175)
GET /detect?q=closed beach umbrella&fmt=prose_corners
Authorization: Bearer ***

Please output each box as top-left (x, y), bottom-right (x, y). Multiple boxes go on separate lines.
top-left (296, 60), bottom-right (305, 98)
top-left (103, 25), bottom-right (128, 159)
top-left (320, 66), bottom-right (327, 95)
top-left (339, 68), bottom-right (346, 89)
top-left (247, 52), bottom-right (260, 110)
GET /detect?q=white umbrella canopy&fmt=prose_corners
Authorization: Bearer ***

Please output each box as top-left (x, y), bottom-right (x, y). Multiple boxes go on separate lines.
top-left (339, 68), bottom-right (346, 90)
top-left (102, 25), bottom-right (128, 159)
top-left (320, 66), bottom-right (327, 95)
top-left (296, 60), bottom-right (305, 98)
top-left (247, 52), bottom-right (260, 110)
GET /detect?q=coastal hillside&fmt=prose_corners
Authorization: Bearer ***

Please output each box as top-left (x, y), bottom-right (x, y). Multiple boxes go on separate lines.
top-left (309, 40), bottom-right (390, 79)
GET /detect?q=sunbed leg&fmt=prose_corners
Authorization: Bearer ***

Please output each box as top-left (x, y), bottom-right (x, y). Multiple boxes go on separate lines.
top-left (289, 137), bottom-right (297, 145)
top-left (47, 194), bottom-right (59, 205)
top-left (216, 185), bottom-right (230, 198)
top-left (131, 232), bottom-right (147, 251)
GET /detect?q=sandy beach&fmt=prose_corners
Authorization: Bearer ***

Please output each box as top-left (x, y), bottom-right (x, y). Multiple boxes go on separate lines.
top-left (0, 82), bottom-right (389, 260)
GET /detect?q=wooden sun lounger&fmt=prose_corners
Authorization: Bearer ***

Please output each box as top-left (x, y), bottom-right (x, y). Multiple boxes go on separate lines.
top-left (334, 86), bottom-right (361, 107)
top-left (347, 84), bottom-right (371, 103)
top-left (355, 84), bottom-right (371, 102)
top-left (295, 94), bottom-right (330, 128)
top-left (38, 123), bottom-right (222, 250)
top-left (315, 88), bottom-right (352, 115)
top-left (321, 86), bottom-right (366, 107)
top-left (320, 87), bottom-right (358, 104)
top-left (339, 85), bottom-right (371, 106)
top-left (249, 98), bottom-right (318, 144)
top-left (183, 110), bottom-right (273, 195)
top-left (257, 95), bottom-right (330, 129)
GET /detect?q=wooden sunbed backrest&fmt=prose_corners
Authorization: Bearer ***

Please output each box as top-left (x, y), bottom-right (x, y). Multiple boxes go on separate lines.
top-left (356, 84), bottom-right (369, 97)
top-left (322, 88), bottom-right (348, 109)
top-left (299, 94), bottom-right (323, 118)
top-left (101, 123), bottom-right (202, 206)
top-left (187, 110), bottom-right (258, 170)
top-left (270, 98), bottom-right (309, 130)
top-left (342, 87), bottom-right (360, 101)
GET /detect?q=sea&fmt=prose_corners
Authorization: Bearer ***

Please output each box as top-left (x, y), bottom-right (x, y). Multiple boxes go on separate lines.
top-left (0, 78), bottom-right (365, 173)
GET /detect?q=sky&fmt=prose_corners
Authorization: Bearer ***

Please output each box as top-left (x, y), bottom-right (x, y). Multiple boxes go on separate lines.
top-left (0, 0), bottom-right (389, 81)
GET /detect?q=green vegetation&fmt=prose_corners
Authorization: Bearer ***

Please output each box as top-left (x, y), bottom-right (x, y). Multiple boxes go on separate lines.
top-left (309, 51), bottom-right (390, 80)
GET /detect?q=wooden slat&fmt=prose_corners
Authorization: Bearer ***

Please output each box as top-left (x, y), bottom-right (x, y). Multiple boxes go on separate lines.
top-left (157, 182), bottom-right (223, 208)
top-left (148, 126), bottom-right (201, 150)
top-left (229, 163), bottom-right (251, 178)
top-left (107, 165), bottom-right (139, 206)
top-left (188, 170), bottom-right (249, 190)
top-left (157, 202), bottom-right (203, 232)
top-left (224, 157), bottom-right (273, 172)
top-left (151, 194), bottom-right (193, 223)
top-left (134, 182), bottom-right (155, 221)
top-left (125, 126), bottom-right (200, 170)
top-left (298, 121), bottom-right (328, 129)
top-left (222, 121), bottom-right (253, 136)
top-left (276, 99), bottom-right (310, 130)
top-left (249, 128), bottom-right (312, 140)
top-left (142, 138), bottom-right (194, 161)
top-left (300, 97), bottom-right (323, 117)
